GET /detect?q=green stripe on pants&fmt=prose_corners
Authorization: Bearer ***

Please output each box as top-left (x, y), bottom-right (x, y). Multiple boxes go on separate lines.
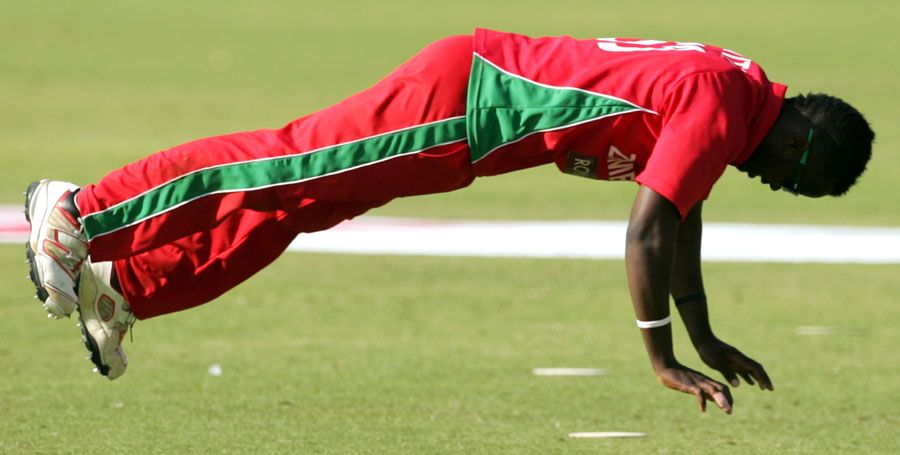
top-left (82, 116), bottom-right (468, 240)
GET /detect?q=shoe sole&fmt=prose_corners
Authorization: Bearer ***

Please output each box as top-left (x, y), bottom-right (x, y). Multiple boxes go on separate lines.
top-left (25, 244), bottom-right (50, 302)
top-left (77, 309), bottom-right (111, 377)
top-left (24, 181), bottom-right (52, 304)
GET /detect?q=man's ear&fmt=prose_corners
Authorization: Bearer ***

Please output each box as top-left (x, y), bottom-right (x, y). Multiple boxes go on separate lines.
top-left (786, 133), bottom-right (809, 156)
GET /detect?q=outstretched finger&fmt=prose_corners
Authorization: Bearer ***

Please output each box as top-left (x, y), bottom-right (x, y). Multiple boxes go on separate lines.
top-left (732, 354), bottom-right (773, 391)
top-left (712, 391), bottom-right (732, 414)
top-left (737, 358), bottom-right (772, 391)
top-left (750, 363), bottom-right (774, 391)
top-left (691, 386), bottom-right (707, 413)
top-left (718, 368), bottom-right (740, 388)
top-left (698, 381), bottom-right (733, 414)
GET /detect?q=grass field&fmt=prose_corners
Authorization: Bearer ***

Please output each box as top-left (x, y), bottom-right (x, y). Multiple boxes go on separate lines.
top-left (2, 0), bottom-right (899, 453)
top-left (2, 250), bottom-right (899, 453)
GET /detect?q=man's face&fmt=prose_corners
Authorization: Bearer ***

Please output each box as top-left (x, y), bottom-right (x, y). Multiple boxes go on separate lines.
top-left (738, 118), bottom-right (836, 198)
top-left (737, 147), bottom-right (804, 193)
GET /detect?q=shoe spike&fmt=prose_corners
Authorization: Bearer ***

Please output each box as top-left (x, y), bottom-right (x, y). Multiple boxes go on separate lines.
top-left (92, 367), bottom-right (99, 373)
top-left (47, 314), bottom-right (54, 319)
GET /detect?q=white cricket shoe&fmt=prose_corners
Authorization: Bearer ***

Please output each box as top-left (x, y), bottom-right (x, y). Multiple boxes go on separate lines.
top-left (25, 180), bottom-right (88, 318)
top-left (77, 257), bottom-right (136, 380)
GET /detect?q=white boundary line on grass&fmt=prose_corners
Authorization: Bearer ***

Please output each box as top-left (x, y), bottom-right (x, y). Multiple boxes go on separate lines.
top-left (285, 216), bottom-right (900, 264)
top-left (3, 206), bottom-right (900, 263)
top-left (569, 432), bottom-right (646, 439)
top-left (533, 367), bottom-right (607, 376)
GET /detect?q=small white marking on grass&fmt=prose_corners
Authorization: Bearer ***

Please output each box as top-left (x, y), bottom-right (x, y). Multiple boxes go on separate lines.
top-left (533, 367), bottom-right (607, 377)
top-left (795, 326), bottom-right (837, 335)
top-left (795, 326), bottom-right (864, 336)
top-left (208, 363), bottom-right (223, 376)
top-left (568, 432), bottom-right (646, 439)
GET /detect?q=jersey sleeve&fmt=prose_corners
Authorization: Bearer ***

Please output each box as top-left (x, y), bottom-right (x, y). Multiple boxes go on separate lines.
top-left (635, 69), bottom-right (753, 219)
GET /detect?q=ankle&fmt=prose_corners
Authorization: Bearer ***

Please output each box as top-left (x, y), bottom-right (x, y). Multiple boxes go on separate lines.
top-left (109, 266), bottom-right (122, 294)
top-left (62, 189), bottom-right (82, 222)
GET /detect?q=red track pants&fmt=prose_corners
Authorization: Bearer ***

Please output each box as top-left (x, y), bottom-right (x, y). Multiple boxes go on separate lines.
top-left (76, 36), bottom-right (474, 319)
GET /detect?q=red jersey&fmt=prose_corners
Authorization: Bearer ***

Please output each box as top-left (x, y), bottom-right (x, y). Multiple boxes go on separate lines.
top-left (467, 28), bottom-right (787, 218)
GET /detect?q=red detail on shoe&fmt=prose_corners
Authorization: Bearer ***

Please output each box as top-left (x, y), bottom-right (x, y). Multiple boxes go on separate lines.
top-left (56, 191), bottom-right (82, 229)
top-left (43, 281), bottom-right (67, 296)
top-left (39, 192), bottom-right (87, 280)
top-left (41, 234), bottom-right (84, 280)
top-left (97, 294), bottom-right (116, 322)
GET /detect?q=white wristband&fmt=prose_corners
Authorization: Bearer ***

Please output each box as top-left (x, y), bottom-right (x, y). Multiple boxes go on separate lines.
top-left (636, 315), bottom-right (671, 329)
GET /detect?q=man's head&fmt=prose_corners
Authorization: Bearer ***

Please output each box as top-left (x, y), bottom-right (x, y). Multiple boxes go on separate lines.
top-left (738, 93), bottom-right (874, 198)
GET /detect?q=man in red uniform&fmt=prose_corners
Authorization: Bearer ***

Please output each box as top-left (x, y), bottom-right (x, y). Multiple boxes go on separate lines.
top-left (25, 29), bottom-right (873, 414)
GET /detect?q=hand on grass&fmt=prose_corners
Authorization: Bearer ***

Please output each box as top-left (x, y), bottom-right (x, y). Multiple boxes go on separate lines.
top-left (695, 337), bottom-right (774, 391)
top-left (656, 363), bottom-right (734, 414)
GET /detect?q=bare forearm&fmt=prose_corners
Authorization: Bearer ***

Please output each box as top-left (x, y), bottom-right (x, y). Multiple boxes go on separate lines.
top-left (626, 244), bottom-right (677, 370)
top-left (676, 296), bottom-right (714, 346)
top-left (625, 186), bottom-right (681, 371)
top-left (669, 202), bottom-right (715, 344)
top-left (626, 230), bottom-right (676, 322)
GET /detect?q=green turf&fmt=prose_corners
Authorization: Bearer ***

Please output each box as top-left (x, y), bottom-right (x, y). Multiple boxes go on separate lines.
top-left (2, 0), bottom-right (899, 453)
top-left (1, 245), bottom-right (898, 453)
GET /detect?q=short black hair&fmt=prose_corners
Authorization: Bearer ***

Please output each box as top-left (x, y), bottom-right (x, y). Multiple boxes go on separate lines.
top-left (786, 93), bottom-right (875, 196)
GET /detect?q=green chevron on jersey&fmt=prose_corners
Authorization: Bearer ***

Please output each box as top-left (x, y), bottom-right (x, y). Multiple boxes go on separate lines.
top-left (81, 117), bottom-right (467, 240)
top-left (466, 54), bottom-right (651, 163)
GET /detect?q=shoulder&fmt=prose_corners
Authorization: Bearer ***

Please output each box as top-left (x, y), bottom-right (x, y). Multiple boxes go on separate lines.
top-left (658, 68), bottom-right (755, 117)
